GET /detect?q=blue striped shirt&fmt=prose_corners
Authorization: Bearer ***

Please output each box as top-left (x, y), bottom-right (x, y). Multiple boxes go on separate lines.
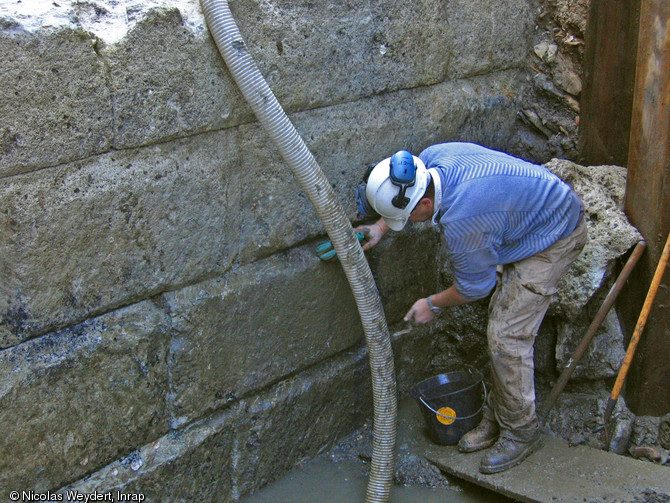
top-left (419, 143), bottom-right (582, 301)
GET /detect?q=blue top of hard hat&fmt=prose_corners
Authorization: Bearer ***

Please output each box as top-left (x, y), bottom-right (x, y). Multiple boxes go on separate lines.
top-left (390, 150), bottom-right (416, 184)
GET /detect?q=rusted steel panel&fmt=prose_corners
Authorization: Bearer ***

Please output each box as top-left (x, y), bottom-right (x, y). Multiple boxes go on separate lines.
top-left (622, 0), bottom-right (670, 415)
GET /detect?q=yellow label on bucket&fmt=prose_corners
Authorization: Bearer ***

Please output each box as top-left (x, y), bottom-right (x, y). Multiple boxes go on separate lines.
top-left (436, 406), bottom-right (456, 425)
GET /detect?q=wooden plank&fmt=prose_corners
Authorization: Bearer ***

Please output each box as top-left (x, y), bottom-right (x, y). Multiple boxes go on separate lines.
top-left (579, 0), bottom-right (640, 165)
top-left (621, 0), bottom-right (670, 415)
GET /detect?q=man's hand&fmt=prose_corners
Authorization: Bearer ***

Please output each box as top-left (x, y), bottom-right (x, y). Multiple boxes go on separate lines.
top-left (355, 219), bottom-right (390, 251)
top-left (404, 287), bottom-right (469, 324)
top-left (404, 298), bottom-right (435, 324)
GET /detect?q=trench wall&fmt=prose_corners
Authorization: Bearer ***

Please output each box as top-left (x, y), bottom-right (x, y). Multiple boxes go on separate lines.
top-left (0, 0), bottom-right (538, 500)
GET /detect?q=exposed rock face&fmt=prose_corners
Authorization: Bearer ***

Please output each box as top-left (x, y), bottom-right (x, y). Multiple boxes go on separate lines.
top-left (545, 159), bottom-right (642, 380)
top-left (510, 0), bottom-right (590, 163)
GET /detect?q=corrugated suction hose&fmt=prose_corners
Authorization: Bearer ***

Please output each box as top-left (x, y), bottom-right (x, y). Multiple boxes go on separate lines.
top-left (199, 1), bottom-right (397, 501)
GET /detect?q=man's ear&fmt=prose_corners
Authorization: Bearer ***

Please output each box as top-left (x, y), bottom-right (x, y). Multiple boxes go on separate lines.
top-left (418, 197), bottom-right (431, 208)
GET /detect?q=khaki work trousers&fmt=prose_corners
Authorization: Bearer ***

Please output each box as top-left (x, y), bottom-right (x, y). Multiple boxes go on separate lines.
top-left (484, 217), bottom-right (588, 436)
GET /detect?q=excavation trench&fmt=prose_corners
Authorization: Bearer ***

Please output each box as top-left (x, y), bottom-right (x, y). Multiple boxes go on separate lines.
top-left (3, 2), bottom-right (669, 502)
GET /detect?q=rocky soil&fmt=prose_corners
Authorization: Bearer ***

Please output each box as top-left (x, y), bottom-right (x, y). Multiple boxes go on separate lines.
top-left (509, 0), bottom-right (590, 164)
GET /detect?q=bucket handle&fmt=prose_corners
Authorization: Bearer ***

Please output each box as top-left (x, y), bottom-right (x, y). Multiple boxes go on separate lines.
top-left (419, 381), bottom-right (487, 422)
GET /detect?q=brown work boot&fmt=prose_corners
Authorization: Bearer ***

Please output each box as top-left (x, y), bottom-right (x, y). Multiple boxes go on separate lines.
top-left (458, 418), bottom-right (499, 453)
top-left (479, 429), bottom-right (543, 474)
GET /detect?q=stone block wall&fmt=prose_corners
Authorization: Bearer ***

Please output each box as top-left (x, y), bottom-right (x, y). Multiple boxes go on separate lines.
top-left (0, 0), bottom-right (537, 499)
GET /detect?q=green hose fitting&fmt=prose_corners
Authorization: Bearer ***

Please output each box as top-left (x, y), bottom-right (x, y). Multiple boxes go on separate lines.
top-left (316, 231), bottom-right (365, 261)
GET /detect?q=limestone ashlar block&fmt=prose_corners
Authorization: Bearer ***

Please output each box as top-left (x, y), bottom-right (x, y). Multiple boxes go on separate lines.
top-left (103, 0), bottom-right (490, 150)
top-left (104, 8), bottom-right (252, 150)
top-left (226, 0), bottom-right (449, 108)
top-left (0, 0), bottom-right (533, 174)
top-left (58, 408), bottom-right (237, 502)
top-left (225, 71), bottom-right (526, 271)
top-left (0, 130), bottom-right (236, 346)
top-left (0, 24), bottom-right (113, 177)
top-left (224, 0), bottom-right (531, 110)
top-left (164, 245), bottom-right (363, 428)
top-left (0, 125), bottom-right (324, 347)
top-left (367, 224), bottom-right (441, 324)
top-left (230, 347), bottom-right (372, 498)
top-left (0, 70), bottom-right (524, 347)
top-left (0, 300), bottom-right (171, 498)
top-left (443, 0), bottom-right (535, 79)
top-left (59, 345), bottom-right (372, 501)
top-left (96, 0), bottom-right (532, 150)
top-left (390, 322), bottom-right (442, 398)
top-left (288, 68), bottom-right (527, 215)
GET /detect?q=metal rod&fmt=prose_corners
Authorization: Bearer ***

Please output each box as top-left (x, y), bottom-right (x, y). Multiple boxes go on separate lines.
top-left (540, 240), bottom-right (646, 422)
top-left (604, 231), bottom-right (670, 425)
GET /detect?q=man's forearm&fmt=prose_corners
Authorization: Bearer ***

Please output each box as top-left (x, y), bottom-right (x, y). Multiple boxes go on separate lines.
top-left (375, 218), bottom-right (391, 234)
top-left (430, 285), bottom-right (469, 308)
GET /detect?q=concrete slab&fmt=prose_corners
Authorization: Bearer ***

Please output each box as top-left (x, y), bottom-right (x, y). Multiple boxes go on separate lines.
top-left (400, 399), bottom-right (670, 503)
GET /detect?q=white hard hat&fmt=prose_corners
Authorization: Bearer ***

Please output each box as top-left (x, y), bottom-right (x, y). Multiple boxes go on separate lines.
top-left (364, 150), bottom-right (430, 231)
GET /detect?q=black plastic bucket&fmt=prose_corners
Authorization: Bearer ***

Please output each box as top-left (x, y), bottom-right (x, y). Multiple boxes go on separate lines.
top-left (410, 367), bottom-right (485, 445)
